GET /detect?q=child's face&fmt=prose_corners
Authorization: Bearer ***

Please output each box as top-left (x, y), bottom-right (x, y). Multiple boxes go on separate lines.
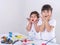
top-left (30, 14), bottom-right (38, 22)
top-left (41, 10), bottom-right (52, 18)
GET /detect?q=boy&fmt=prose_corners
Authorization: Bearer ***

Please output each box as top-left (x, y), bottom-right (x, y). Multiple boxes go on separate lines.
top-left (39, 4), bottom-right (56, 42)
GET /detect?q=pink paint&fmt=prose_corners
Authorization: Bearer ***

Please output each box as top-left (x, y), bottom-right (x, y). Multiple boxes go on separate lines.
top-left (42, 43), bottom-right (46, 45)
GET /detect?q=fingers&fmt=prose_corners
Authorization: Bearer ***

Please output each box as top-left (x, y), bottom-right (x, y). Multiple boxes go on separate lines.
top-left (27, 18), bottom-right (39, 24)
top-left (46, 16), bottom-right (50, 21)
top-left (40, 16), bottom-right (45, 21)
top-left (27, 18), bottom-right (30, 21)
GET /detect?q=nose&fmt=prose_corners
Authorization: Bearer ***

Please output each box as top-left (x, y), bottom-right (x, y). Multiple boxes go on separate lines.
top-left (45, 13), bottom-right (48, 16)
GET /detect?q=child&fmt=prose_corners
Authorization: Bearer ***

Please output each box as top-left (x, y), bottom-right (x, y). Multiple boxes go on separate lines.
top-left (26, 11), bottom-right (41, 40)
top-left (40, 4), bottom-right (56, 42)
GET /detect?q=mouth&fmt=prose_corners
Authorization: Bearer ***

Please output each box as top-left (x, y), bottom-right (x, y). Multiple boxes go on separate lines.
top-left (45, 16), bottom-right (47, 17)
top-left (32, 20), bottom-right (34, 21)
top-left (45, 15), bottom-right (48, 17)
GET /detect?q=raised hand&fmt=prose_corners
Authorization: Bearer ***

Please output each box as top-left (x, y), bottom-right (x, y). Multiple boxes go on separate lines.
top-left (40, 16), bottom-right (46, 22)
top-left (27, 18), bottom-right (33, 24)
top-left (45, 15), bottom-right (50, 21)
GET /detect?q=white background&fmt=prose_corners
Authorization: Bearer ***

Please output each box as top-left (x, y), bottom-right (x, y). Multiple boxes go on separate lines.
top-left (0, 0), bottom-right (60, 43)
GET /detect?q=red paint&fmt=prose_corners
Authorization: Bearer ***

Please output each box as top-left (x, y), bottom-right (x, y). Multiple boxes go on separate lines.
top-left (42, 43), bottom-right (46, 45)
top-left (32, 19), bottom-right (34, 21)
top-left (24, 39), bottom-right (27, 42)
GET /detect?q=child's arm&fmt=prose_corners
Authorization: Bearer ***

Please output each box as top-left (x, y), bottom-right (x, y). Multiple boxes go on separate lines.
top-left (38, 16), bottom-right (45, 32)
top-left (39, 21), bottom-right (45, 32)
top-left (34, 20), bottom-right (45, 32)
top-left (26, 18), bottom-right (32, 31)
top-left (45, 21), bottom-right (54, 32)
top-left (44, 16), bottom-right (55, 32)
top-left (26, 22), bottom-right (32, 31)
top-left (34, 23), bottom-right (40, 32)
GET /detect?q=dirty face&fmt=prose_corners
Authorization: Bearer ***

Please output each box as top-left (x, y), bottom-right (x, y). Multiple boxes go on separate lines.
top-left (30, 14), bottom-right (38, 22)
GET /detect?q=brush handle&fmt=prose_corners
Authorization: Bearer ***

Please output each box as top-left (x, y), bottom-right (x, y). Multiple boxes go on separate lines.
top-left (46, 37), bottom-right (55, 44)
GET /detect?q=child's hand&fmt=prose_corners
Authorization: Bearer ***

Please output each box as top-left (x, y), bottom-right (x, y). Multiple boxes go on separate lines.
top-left (45, 15), bottom-right (51, 22)
top-left (31, 19), bottom-right (38, 24)
top-left (27, 18), bottom-right (33, 24)
top-left (34, 19), bottom-right (39, 24)
top-left (41, 16), bottom-right (45, 22)
top-left (41, 15), bottom-right (50, 22)
top-left (27, 18), bottom-right (39, 24)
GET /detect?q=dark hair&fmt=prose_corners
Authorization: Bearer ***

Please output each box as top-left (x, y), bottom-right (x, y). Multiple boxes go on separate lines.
top-left (30, 11), bottom-right (39, 18)
top-left (41, 4), bottom-right (53, 12)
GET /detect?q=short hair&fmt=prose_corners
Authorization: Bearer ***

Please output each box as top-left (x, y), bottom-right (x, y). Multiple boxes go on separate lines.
top-left (30, 11), bottom-right (39, 18)
top-left (41, 4), bottom-right (53, 12)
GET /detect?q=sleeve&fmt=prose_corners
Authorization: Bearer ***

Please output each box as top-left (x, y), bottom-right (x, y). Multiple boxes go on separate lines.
top-left (49, 19), bottom-right (56, 27)
top-left (37, 19), bottom-right (42, 25)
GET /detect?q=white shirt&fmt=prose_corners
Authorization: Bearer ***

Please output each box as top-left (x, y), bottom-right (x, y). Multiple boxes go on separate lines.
top-left (38, 18), bottom-right (56, 42)
top-left (27, 20), bottom-right (41, 40)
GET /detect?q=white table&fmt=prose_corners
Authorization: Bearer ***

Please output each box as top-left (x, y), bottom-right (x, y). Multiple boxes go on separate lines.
top-left (13, 40), bottom-right (59, 45)
top-left (0, 33), bottom-right (60, 45)
top-left (0, 41), bottom-right (59, 45)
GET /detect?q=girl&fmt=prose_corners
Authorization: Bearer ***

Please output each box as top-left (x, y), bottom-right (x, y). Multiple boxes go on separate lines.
top-left (26, 11), bottom-right (41, 40)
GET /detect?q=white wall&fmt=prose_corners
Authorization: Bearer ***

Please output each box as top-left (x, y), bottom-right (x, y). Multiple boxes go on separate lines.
top-left (0, 0), bottom-right (27, 35)
top-left (0, 0), bottom-right (60, 43)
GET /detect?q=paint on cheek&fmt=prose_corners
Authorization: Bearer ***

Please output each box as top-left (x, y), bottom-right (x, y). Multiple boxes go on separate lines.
top-left (32, 19), bottom-right (34, 21)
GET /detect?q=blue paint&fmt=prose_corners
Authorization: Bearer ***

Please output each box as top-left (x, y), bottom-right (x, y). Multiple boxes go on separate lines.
top-left (9, 32), bottom-right (12, 37)
top-left (32, 43), bottom-right (34, 45)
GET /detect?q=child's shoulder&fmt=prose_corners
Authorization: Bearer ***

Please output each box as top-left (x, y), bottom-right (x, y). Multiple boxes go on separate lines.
top-left (49, 18), bottom-right (56, 26)
top-left (49, 18), bottom-right (56, 22)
